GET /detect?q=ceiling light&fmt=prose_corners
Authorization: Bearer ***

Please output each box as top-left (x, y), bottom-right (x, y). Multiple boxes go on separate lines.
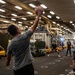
top-left (30, 22), bottom-right (33, 24)
top-left (22, 18), bottom-right (27, 20)
top-left (0, 0), bottom-right (6, 4)
top-left (57, 24), bottom-right (60, 26)
top-left (18, 21), bottom-right (22, 24)
top-left (47, 15), bottom-right (52, 18)
top-left (15, 6), bottom-right (22, 10)
top-left (61, 26), bottom-right (63, 28)
top-left (40, 4), bottom-right (47, 9)
top-left (0, 9), bottom-right (5, 12)
top-left (39, 17), bottom-right (41, 19)
top-left (11, 18), bottom-right (16, 21)
top-left (25, 26), bottom-right (28, 28)
top-left (74, 0), bottom-right (75, 4)
top-left (26, 12), bottom-right (33, 15)
top-left (56, 16), bottom-right (60, 19)
top-left (3, 21), bottom-right (9, 23)
top-left (50, 11), bottom-right (55, 15)
top-left (63, 27), bottom-right (66, 30)
top-left (29, 4), bottom-right (36, 8)
top-left (72, 24), bottom-right (75, 26)
top-left (43, 11), bottom-right (45, 14)
top-left (18, 24), bottom-right (22, 26)
top-left (11, 14), bottom-right (17, 17)
top-left (0, 15), bottom-right (5, 18)
top-left (52, 21), bottom-right (56, 24)
top-left (70, 21), bottom-right (73, 23)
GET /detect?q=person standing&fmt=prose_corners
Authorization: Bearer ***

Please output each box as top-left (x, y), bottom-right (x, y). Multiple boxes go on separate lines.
top-left (51, 41), bottom-right (60, 57)
top-left (66, 39), bottom-right (72, 57)
top-left (51, 41), bottom-right (57, 52)
top-left (6, 6), bottom-right (43, 75)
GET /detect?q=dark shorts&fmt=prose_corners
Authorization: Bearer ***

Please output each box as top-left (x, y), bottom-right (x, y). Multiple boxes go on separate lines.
top-left (73, 51), bottom-right (75, 60)
top-left (14, 64), bottom-right (34, 75)
top-left (73, 51), bottom-right (75, 53)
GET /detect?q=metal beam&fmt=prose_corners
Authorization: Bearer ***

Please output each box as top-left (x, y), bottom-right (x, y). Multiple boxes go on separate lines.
top-left (0, 18), bottom-right (17, 25)
top-left (5, 0), bottom-right (50, 24)
top-left (5, 0), bottom-right (34, 13)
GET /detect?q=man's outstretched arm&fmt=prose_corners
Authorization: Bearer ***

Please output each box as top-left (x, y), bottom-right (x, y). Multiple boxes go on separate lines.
top-left (29, 6), bottom-right (43, 32)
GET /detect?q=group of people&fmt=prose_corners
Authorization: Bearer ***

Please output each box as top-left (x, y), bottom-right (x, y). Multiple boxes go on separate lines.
top-left (51, 39), bottom-right (75, 73)
top-left (51, 39), bottom-right (72, 57)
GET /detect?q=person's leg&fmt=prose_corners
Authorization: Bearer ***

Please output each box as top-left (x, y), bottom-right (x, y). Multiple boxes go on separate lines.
top-left (52, 48), bottom-right (54, 52)
top-left (57, 49), bottom-right (61, 57)
top-left (69, 49), bottom-right (71, 57)
top-left (55, 48), bottom-right (57, 52)
top-left (66, 49), bottom-right (68, 56)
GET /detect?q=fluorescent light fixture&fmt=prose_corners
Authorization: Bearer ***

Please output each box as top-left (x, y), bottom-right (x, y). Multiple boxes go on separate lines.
top-left (63, 27), bottom-right (66, 30)
top-left (72, 23), bottom-right (75, 26)
top-left (0, 0), bottom-right (6, 4)
top-left (39, 17), bottom-right (41, 20)
top-left (22, 18), bottom-right (27, 20)
top-left (47, 15), bottom-right (52, 18)
top-left (61, 26), bottom-right (63, 28)
top-left (0, 15), bottom-right (5, 18)
top-left (52, 21), bottom-right (56, 24)
top-left (26, 12), bottom-right (33, 15)
top-left (15, 6), bottom-right (22, 10)
top-left (25, 26), bottom-right (28, 28)
top-left (29, 4), bottom-right (36, 8)
top-left (50, 11), bottom-right (55, 15)
top-left (74, 0), bottom-right (75, 4)
top-left (0, 9), bottom-right (5, 12)
top-left (57, 24), bottom-right (60, 26)
top-left (18, 21), bottom-right (22, 24)
top-left (18, 24), bottom-right (22, 26)
top-left (70, 21), bottom-right (73, 23)
top-left (11, 14), bottom-right (17, 17)
top-left (40, 4), bottom-right (47, 9)
top-left (56, 16), bottom-right (60, 19)
top-left (43, 11), bottom-right (45, 14)
top-left (30, 22), bottom-right (33, 24)
top-left (11, 18), bottom-right (16, 21)
top-left (3, 20), bottom-right (9, 23)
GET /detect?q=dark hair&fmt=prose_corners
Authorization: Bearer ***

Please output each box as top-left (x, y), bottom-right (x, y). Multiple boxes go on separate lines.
top-left (7, 25), bottom-right (18, 36)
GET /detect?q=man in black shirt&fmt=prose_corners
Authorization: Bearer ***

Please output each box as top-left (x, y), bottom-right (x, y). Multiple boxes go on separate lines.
top-left (66, 39), bottom-right (71, 57)
top-left (51, 42), bottom-right (57, 52)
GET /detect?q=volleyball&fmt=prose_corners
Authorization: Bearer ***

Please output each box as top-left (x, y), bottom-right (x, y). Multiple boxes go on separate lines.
top-left (35, 6), bottom-right (43, 15)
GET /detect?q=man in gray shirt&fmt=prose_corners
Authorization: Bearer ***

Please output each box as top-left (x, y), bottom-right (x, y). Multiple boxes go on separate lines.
top-left (6, 6), bottom-right (43, 75)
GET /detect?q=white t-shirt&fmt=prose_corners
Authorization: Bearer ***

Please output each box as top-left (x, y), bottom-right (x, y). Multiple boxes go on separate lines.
top-left (7, 30), bottom-right (34, 70)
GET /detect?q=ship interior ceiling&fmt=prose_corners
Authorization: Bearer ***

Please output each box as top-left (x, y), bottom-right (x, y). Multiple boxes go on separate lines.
top-left (0, 0), bottom-right (75, 34)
